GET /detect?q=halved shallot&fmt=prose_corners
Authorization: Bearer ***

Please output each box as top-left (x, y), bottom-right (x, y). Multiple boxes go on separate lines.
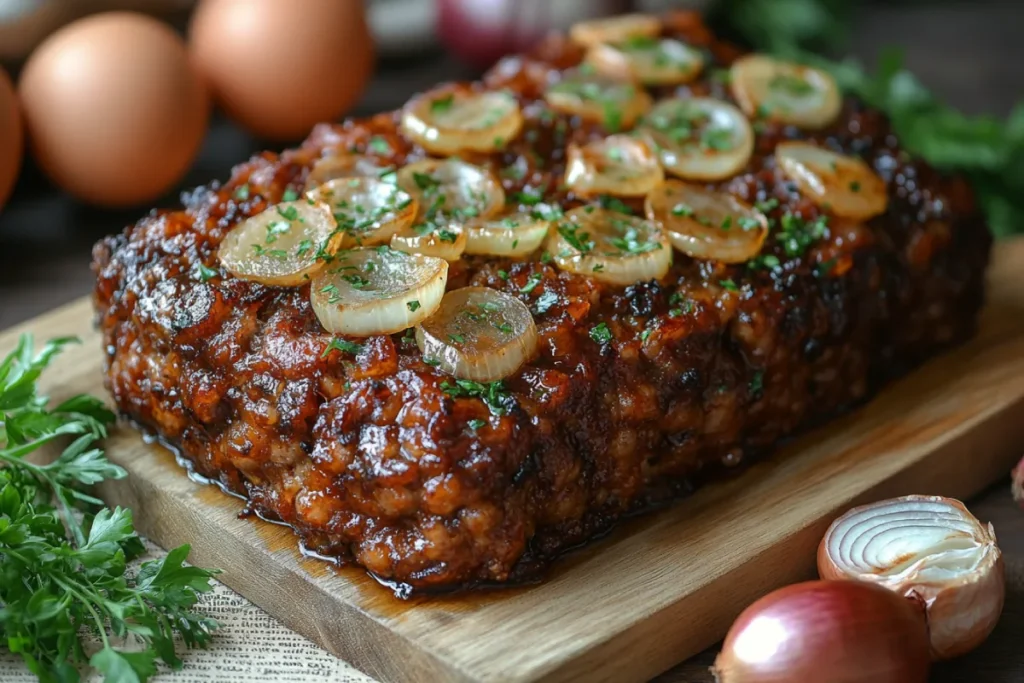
top-left (645, 180), bottom-right (768, 264)
top-left (547, 206), bottom-right (672, 285)
top-left (416, 286), bottom-right (538, 382)
top-left (401, 85), bottom-right (524, 156)
top-left (775, 141), bottom-right (888, 220)
top-left (544, 69), bottom-right (652, 132)
top-left (307, 177), bottom-right (416, 247)
top-left (818, 495), bottom-right (1005, 660)
top-left (217, 200), bottom-right (340, 286)
top-left (564, 134), bottom-right (663, 198)
top-left (310, 247), bottom-right (448, 336)
top-left (636, 97), bottom-right (754, 182)
top-left (569, 13), bottom-right (661, 48)
top-left (464, 211), bottom-right (552, 257)
top-left (730, 54), bottom-right (842, 130)
top-left (587, 37), bottom-right (704, 86)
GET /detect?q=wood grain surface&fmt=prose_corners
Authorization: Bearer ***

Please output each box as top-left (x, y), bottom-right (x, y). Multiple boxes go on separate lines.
top-left (3, 239), bottom-right (1023, 682)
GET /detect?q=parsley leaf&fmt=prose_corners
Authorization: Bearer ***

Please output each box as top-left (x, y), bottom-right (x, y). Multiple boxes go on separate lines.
top-left (440, 379), bottom-right (514, 416)
top-left (589, 322), bottom-right (613, 345)
top-left (321, 338), bottom-right (365, 358)
top-left (0, 335), bottom-right (219, 682)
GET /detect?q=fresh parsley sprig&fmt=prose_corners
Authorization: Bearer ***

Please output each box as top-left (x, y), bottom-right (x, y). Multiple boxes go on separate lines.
top-left (0, 335), bottom-right (219, 683)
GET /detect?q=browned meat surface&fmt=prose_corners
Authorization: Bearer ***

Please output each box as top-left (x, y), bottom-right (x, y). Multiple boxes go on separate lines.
top-left (92, 13), bottom-right (991, 594)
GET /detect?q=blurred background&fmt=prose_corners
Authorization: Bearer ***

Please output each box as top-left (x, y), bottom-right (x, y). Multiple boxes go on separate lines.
top-left (0, 0), bottom-right (1021, 328)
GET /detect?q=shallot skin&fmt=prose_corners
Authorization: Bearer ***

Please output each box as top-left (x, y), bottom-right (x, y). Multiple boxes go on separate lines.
top-left (713, 581), bottom-right (930, 683)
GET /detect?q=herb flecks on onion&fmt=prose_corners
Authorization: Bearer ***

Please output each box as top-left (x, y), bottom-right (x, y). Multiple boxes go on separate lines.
top-left (818, 495), bottom-right (1005, 660)
top-left (547, 206), bottom-right (671, 285)
top-left (218, 200), bottom-right (340, 286)
top-left (637, 97), bottom-right (754, 181)
top-left (730, 54), bottom-right (842, 130)
top-left (776, 141), bottom-right (888, 220)
top-left (565, 134), bottom-right (663, 198)
top-left (645, 180), bottom-right (768, 264)
top-left (401, 85), bottom-right (524, 156)
top-left (588, 36), bottom-right (704, 86)
top-left (310, 247), bottom-right (447, 336)
top-left (393, 158), bottom-right (505, 261)
top-left (307, 177), bottom-right (416, 248)
top-left (305, 154), bottom-right (395, 192)
top-left (569, 13), bottom-right (661, 48)
top-left (714, 580), bottom-right (931, 683)
top-left (544, 69), bottom-right (652, 133)
top-left (416, 286), bottom-right (538, 382)
top-left (464, 211), bottom-right (552, 257)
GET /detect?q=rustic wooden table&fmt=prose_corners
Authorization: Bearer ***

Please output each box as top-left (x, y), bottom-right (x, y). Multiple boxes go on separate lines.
top-left (1, 2), bottom-right (1021, 681)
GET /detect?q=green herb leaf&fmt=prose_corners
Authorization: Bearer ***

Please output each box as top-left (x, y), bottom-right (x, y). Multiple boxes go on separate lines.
top-left (321, 338), bottom-right (364, 358)
top-left (589, 322), bottom-right (613, 345)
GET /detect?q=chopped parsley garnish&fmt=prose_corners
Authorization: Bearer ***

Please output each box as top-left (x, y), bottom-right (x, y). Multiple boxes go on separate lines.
top-left (467, 419), bottom-right (487, 432)
top-left (368, 136), bottom-right (392, 155)
top-left (534, 290), bottom-right (559, 314)
top-left (672, 202), bottom-right (694, 217)
top-left (720, 216), bottom-right (733, 230)
top-left (749, 370), bottom-right (765, 397)
top-left (430, 93), bottom-right (455, 113)
top-left (700, 127), bottom-right (735, 151)
top-left (252, 244), bottom-right (288, 259)
top-left (295, 239), bottom-right (314, 258)
top-left (520, 272), bottom-right (543, 293)
top-left (497, 270), bottom-right (509, 281)
top-left (599, 195), bottom-right (634, 215)
top-left (321, 338), bottom-right (364, 358)
top-left (440, 379), bottom-right (513, 416)
top-left (412, 171), bottom-right (439, 190)
top-left (589, 322), bottom-right (613, 345)
top-left (748, 254), bottom-right (782, 271)
top-left (719, 279), bottom-right (740, 292)
top-left (514, 189), bottom-right (544, 206)
top-left (557, 222), bottom-right (594, 254)
top-left (341, 274), bottom-right (371, 290)
top-left (407, 300), bottom-right (421, 312)
top-left (234, 184), bottom-right (250, 201)
top-left (449, 333), bottom-right (466, 343)
top-left (532, 203), bottom-right (564, 221)
top-left (282, 188), bottom-right (299, 202)
top-left (423, 357), bottom-right (441, 367)
top-left (755, 198), bottom-right (780, 213)
top-left (265, 220), bottom-right (292, 243)
top-left (193, 263), bottom-right (218, 282)
top-left (493, 322), bottom-right (514, 335)
top-left (769, 73), bottom-right (815, 97)
top-left (849, 180), bottom-right (862, 192)
top-left (738, 216), bottom-right (762, 231)
top-left (608, 223), bottom-right (661, 254)
top-left (777, 212), bottom-right (829, 257)
top-left (277, 205), bottom-right (299, 221)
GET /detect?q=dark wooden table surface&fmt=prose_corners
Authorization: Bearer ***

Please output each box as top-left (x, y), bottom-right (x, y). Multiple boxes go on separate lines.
top-left (1, 2), bottom-right (1021, 681)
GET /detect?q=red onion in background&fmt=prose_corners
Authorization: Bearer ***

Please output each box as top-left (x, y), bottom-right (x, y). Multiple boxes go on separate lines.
top-left (437, 0), bottom-right (633, 68)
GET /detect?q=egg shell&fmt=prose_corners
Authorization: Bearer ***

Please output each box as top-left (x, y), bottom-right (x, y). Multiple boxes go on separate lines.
top-left (0, 66), bottom-right (23, 211)
top-left (189, 0), bottom-right (375, 141)
top-left (19, 12), bottom-right (209, 207)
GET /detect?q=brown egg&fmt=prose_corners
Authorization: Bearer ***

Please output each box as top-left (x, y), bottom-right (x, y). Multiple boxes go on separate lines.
top-left (19, 12), bottom-right (209, 207)
top-left (189, 0), bottom-right (374, 141)
top-left (0, 66), bottom-right (22, 211)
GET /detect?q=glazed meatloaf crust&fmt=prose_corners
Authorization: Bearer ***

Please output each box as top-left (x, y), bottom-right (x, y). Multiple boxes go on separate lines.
top-left (92, 13), bottom-right (991, 594)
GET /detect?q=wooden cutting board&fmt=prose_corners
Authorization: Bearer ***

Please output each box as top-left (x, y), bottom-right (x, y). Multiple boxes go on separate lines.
top-left (6, 239), bottom-right (1024, 683)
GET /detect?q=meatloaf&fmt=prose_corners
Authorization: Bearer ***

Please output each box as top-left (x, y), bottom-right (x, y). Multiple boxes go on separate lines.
top-left (92, 12), bottom-right (992, 595)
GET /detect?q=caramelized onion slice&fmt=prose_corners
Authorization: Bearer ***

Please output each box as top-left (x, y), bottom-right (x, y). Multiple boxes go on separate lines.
top-left (546, 206), bottom-right (672, 285)
top-left (645, 180), bottom-right (768, 264)
top-left (730, 54), bottom-right (842, 129)
top-left (544, 69), bottom-right (652, 132)
top-left (588, 37), bottom-right (704, 85)
top-left (416, 286), bottom-right (538, 382)
top-left (637, 97), bottom-right (754, 181)
top-left (391, 223), bottom-right (468, 261)
top-left (569, 13), bottom-right (661, 48)
top-left (565, 134), bottom-right (663, 198)
top-left (464, 211), bottom-right (552, 257)
top-left (310, 247), bottom-right (447, 336)
top-left (305, 154), bottom-right (395, 191)
top-left (401, 85), bottom-right (524, 156)
top-left (218, 200), bottom-right (340, 286)
top-left (396, 158), bottom-right (505, 223)
top-left (307, 177), bottom-right (416, 247)
top-left (776, 141), bottom-right (888, 220)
